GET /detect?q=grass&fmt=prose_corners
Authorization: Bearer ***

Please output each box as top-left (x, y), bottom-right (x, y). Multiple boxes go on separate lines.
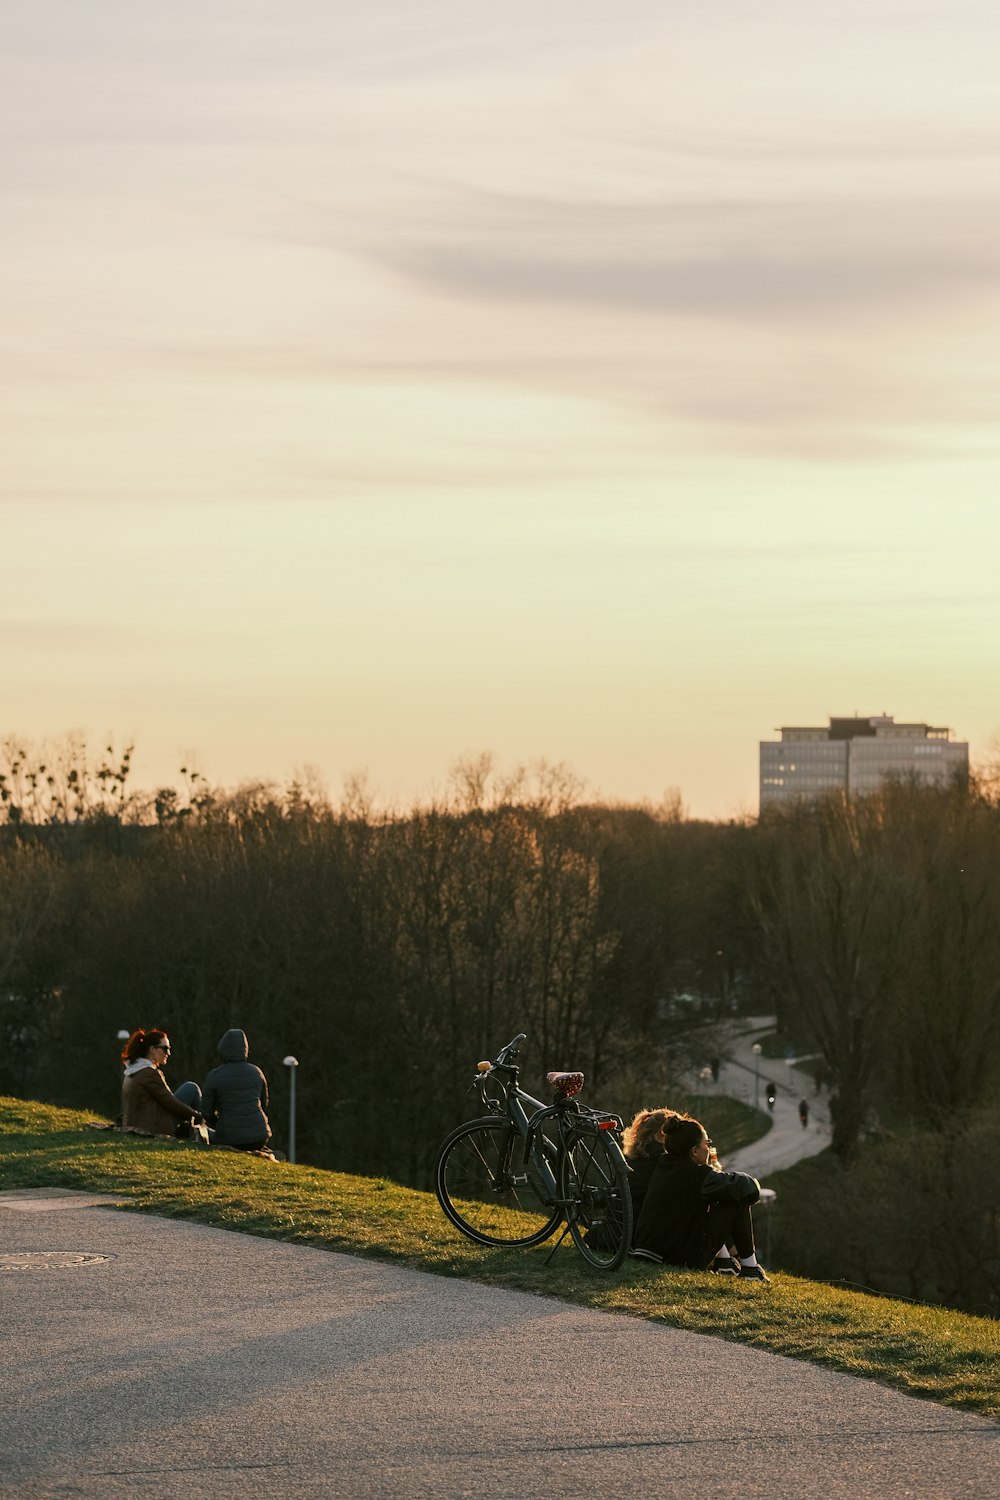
top-left (674, 1092), bottom-right (773, 1154)
top-left (2, 1095), bottom-right (998, 1423)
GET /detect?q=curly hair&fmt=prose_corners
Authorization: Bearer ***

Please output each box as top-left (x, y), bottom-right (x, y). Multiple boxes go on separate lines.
top-left (621, 1108), bottom-right (679, 1160)
top-left (121, 1028), bottom-right (168, 1064)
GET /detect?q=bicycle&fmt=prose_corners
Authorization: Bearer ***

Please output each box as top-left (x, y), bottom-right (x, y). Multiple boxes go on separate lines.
top-left (434, 1032), bottom-right (633, 1270)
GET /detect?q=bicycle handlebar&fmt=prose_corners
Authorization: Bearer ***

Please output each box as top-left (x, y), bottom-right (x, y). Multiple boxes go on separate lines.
top-left (471, 1032), bottom-right (528, 1094)
top-left (495, 1032), bottom-right (526, 1066)
top-left (476, 1032), bottom-right (526, 1074)
top-left (469, 1030), bottom-right (627, 1143)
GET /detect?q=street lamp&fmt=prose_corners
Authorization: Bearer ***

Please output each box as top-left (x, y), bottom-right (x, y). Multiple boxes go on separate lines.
top-left (115, 1030), bottom-right (131, 1118)
top-left (283, 1056), bottom-right (299, 1164)
top-left (752, 1042), bottom-right (762, 1110)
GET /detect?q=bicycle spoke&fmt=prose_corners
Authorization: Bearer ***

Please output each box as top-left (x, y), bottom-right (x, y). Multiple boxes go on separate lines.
top-left (559, 1126), bottom-right (633, 1270)
top-left (435, 1118), bottom-right (562, 1248)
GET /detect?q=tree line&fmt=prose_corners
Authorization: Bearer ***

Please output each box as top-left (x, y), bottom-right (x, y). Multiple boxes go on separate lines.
top-left (0, 746), bottom-right (738, 1184)
top-left (1, 737), bottom-right (998, 1311)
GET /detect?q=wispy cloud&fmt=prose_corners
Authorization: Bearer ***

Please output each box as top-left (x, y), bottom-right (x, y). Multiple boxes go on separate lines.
top-left (373, 191), bottom-right (1000, 320)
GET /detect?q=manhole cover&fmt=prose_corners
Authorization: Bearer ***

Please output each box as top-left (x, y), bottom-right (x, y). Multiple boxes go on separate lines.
top-left (0, 1251), bottom-right (113, 1271)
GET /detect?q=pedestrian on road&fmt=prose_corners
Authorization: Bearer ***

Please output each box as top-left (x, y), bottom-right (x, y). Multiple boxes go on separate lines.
top-left (202, 1029), bottom-right (271, 1152)
top-left (798, 1098), bottom-right (810, 1129)
top-left (765, 1081), bottom-right (776, 1112)
top-left (632, 1113), bottom-right (769, 1280)
top-left (121, 1029), bottom-right (205, 1139)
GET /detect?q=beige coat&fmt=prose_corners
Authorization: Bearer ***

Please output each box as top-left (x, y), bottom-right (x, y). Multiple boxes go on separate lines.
top-left (122, 1064), bottom-right (198, 1137)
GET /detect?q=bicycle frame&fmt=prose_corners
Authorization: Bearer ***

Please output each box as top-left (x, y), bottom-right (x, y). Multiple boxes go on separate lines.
top-left (436, 1031), bottom-right (633, 1269)
top-left (477, 1065), bottom-right (558, 1198)
top-left (474, 1052), bottom-right (628, 1214)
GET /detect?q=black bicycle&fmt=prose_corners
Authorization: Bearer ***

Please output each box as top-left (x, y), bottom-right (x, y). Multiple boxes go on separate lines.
top-left (434, 1032), bottom-right (633, 1270)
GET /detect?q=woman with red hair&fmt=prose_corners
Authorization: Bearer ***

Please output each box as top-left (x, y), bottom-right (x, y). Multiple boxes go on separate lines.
top-left (121, 1028), bottom-right (203, 1138)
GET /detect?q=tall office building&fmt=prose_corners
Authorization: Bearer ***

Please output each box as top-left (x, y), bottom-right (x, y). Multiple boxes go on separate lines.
top-left (759, 715), bottom-right (969, 810)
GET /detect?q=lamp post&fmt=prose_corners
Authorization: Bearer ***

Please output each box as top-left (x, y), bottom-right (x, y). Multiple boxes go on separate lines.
top-left (283, 1056), bottom-right (299, 1164)
top-left (752, 1042), bottom-right (762, 1110)
top-left (116, 1030), bottom-right (130, 1117)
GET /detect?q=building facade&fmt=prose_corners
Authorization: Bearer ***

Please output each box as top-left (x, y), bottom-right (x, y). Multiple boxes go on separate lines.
top-left (759, 715), bottom-right (969, 810)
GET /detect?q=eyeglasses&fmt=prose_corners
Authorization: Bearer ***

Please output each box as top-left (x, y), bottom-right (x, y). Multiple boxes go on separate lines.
top-left (704, 1138), bottom-right (713, 1148)
top-left (154, 1044), bottom-right (171, 1053)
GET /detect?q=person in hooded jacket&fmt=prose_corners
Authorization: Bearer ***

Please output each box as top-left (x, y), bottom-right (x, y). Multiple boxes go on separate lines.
top-left (633, 1111), bottom-right (769, 1280)
top-left (201, 1029), bottom-right (271, 1151)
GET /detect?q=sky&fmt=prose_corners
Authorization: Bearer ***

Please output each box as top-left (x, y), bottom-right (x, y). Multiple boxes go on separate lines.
top-left (4, 1), bottom-right (1000, 818)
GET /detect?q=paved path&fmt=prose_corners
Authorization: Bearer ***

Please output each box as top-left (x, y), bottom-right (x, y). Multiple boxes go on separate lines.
top-left (692, 1016), bottom-right (832, 1177)
top-left (2, 1191), bottom-right (997, 1499)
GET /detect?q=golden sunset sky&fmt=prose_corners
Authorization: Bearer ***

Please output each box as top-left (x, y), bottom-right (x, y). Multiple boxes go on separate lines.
top-left (5, 2), bottom-right (1000, 816)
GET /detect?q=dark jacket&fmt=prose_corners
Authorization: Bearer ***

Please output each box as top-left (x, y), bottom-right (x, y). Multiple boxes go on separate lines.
top-left (122, 1061), bottom-right (199, 1137)
top-left (635, 1155), bottom-right (760, 1265)
top-left (202, 1030), bottom-right (270, 1147)
top-left (624, 1146), bottom-right (664, 1229)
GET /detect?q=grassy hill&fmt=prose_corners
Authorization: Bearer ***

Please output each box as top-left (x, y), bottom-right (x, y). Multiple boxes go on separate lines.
top-left (2, 1095), bottom-right (997, 1422)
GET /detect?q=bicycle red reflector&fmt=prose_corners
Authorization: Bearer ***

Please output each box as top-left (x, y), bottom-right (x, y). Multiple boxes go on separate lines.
top-left (598, 1120), bottom-right (617, 1131)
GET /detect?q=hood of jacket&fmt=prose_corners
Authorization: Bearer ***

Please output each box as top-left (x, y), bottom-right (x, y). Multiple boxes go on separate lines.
top-left (218, 1028), bottom-right (249, 1063)
top-left (123, 1057), bottom-right (156, 1077)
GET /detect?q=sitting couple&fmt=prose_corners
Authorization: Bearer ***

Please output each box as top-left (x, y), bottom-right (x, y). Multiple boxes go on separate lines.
top-left (622, 1108), bottom-right (769, 1282)
top-left (120, 1027), bottom-right (271, 1153)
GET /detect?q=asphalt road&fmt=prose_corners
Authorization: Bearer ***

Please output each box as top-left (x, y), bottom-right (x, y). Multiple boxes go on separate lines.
top-left (691, 1017), bottom-right (833, 1177)
top-left (2, 1191), bottom-right (997, 1499)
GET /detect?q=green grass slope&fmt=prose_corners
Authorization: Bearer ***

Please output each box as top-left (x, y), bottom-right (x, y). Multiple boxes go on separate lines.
top-left (2, 1096), bottom-right (997, 1422)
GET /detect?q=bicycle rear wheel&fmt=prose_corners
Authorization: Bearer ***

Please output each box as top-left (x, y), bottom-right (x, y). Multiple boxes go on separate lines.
top-left (559, 1125), bottom-right (633, 1270)
top-left (435, 1117), bottom-right (562, 1248)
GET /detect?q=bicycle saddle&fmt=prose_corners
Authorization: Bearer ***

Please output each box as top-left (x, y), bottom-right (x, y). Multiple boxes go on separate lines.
top-left (546, 1070), bottom-right (584, 1098)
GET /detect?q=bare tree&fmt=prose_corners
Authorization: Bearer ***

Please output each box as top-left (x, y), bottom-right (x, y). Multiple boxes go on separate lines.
top-left (748, 792), bottom-right (915, 1156)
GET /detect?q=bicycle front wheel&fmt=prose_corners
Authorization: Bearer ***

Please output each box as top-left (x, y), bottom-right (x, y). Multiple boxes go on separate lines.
top-left (559, 1126), bottom-right (633, 1270)
top-left (435, 1117), bottom-right (562, 1248)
